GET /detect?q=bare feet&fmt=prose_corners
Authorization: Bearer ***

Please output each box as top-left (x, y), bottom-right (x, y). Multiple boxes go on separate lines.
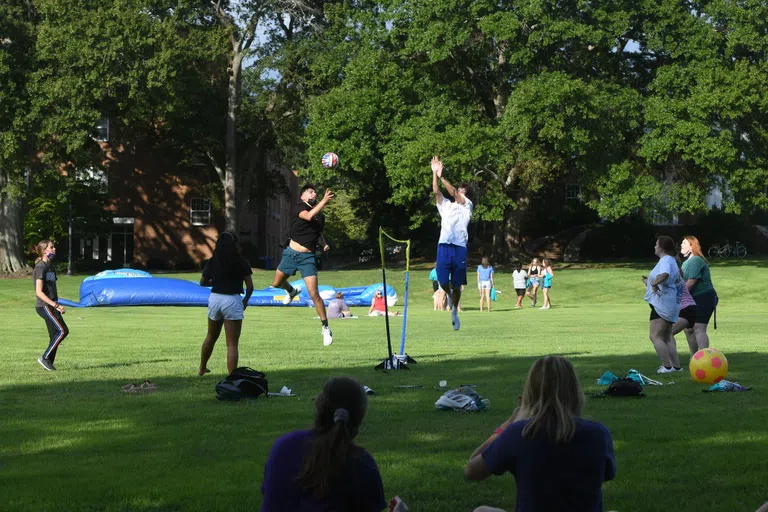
top-left (198, 368), bottom-right (211, 376)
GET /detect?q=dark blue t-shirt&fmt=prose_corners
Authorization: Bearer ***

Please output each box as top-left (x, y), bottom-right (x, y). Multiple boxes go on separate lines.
top-left (482, 418), bottom-right (616, 512)
top-left (260, 429), bottom-right (386, 512)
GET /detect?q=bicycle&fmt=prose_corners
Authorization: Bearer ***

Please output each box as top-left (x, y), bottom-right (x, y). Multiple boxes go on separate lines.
top-left (707, 240), bottom-right (747, 259)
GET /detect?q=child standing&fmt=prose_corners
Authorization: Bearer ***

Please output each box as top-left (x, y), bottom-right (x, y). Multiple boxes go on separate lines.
top-left (512, 262), bottom-right (528, 309)
top-left (477, 257), bottom-right (494, 312)
top-left (34, 240), bottom-right (69, 371)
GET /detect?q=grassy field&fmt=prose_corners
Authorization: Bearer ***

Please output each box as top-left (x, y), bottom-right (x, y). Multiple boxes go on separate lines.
top-left (1, 262), bottom-right (768, 511)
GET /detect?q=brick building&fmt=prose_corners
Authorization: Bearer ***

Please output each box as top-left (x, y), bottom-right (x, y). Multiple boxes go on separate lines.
top-left (73, 145), bottom-right (298, 270)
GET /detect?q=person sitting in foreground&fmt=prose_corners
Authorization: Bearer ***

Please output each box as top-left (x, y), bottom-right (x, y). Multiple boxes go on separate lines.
top-left (464, 356), bottom-right (616, 512)
top-left (327, 291), bottom-right (353, 319)
top-left (261, 377), bottom-right (404, 511)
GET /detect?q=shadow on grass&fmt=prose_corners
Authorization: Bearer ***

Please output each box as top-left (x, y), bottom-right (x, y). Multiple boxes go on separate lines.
top-left (72, 358), bottom-right (174, 370)
top-left (2, 351), bottom-right (767, 512)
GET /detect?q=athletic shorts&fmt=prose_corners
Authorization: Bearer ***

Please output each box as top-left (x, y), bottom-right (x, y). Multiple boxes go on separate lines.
top-left (436, 243), bottom-right (467, 287)
top-left (679, 305), bottom-right (697, 327)
top-left (693, 289), bottom-right (718, 325)
top-left (515, 288), bottom-right (526, 296)
top-left (277, 246), bottom-right (317, 278)
top-left (649, 304), bottom-right (673, 324)
top-left (432, 280), bottom-right (440, 292)
top-left (208, 293), bottom-right (244, 321)
top-left (478, 280), bottom-right (492, 290)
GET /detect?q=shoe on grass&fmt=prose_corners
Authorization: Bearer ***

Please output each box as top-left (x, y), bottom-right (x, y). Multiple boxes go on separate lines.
top-left (38, 357), bottom-right (55, 371)
top-left (322, 325), bottom-right (333, 346)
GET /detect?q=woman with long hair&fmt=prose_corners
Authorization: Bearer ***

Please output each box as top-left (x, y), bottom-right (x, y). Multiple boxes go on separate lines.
top-left (540, 258), bottom-right (554, 309)
top-left (477, 256), bottom-right (495, 312)
top-left (464, 356), bottom-right (616, 512)
top-left (680, 236), bottom-right (718, 352)
top-left (643, 236), bottom-right (683, 374)
top-left (198, 232), bottom-right (253, 375)
top-left (33, 240), bottom-right (69, 371)
top-left (526, 258), bottom-right (541, 307)
top-left (261, 377), bottom-right (391, 511)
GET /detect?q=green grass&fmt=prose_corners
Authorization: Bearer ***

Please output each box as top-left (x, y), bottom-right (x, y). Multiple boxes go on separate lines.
top-left (2, 263), bottom-right (768, 512)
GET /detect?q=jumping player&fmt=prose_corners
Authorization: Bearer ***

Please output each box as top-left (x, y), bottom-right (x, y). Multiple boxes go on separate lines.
top-left (431, 155), bottom-right (473, 330)
top-left (271, 184), bottom-right (334, 346)
top-left (33, 240), bottom-right (69, 371)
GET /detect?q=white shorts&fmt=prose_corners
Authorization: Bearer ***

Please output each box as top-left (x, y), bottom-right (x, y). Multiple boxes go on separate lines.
top-left (208, 293), bottom-right (244, 321)
top-left (479, 280), bottom-right (492, 290)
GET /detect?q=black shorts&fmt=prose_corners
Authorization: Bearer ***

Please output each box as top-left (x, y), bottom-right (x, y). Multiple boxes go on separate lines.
top-left (649, 304), bottom-right (672, 323)
top-left (515, 288), bottom-right (526, 296)
top-left (692, 289), bottom-right (718, 325)
top-left (432, 280), bottom-right (439, 292)
top-left (679, 305), bottom-right (697, 327)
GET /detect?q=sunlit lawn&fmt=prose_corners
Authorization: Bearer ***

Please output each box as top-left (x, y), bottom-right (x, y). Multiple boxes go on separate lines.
top-left (1, 261), bottom-right (767, 511)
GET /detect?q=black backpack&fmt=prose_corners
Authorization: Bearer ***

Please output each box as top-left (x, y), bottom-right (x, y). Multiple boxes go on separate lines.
top-left (601, 378), bottom-right (644, 398)
top-left (215, 367), bottom-right (269, 401)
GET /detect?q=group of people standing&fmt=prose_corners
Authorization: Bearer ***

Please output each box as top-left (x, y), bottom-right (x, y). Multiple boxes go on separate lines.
top-left (644, 235), bottom-right (718, 373)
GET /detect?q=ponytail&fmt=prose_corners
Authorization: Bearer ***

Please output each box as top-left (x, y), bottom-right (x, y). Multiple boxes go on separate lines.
top-left (35, 240), bottom-right (52, 264)
top-left (297, 378), bottom-right (367, 499)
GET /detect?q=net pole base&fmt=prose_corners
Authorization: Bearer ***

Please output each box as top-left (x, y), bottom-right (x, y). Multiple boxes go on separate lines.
top-left (374, 355), bottom-right (411, 371)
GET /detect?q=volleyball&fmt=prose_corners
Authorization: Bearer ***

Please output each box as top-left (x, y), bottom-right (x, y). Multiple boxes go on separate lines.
top-left (689, 348), bottom-right (728, 384)
top-left (321, 152), bottom-right (339, 168)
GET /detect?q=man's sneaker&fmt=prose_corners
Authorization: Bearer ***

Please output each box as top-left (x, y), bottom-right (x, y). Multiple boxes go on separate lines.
top-left (38, 357), bottom-right (55, 371)
top-left (672, 367), bottom-right (684, 372)
top-left (322, 325), bottom-right (333, 346)
top-left (282, 287), bottom-right (300, 305)
top-left (451, 308), bottom-right (460, 331)
top-left (656, 365), bottom-right (675, 374)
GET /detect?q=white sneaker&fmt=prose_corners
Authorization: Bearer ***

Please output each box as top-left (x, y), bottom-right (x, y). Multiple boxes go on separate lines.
top-left (672, 366), bottom-right (684, 372)
top-left (282, 287), bottom-right (300, 305)
top-left (656, 365), bottom-right (675, 374)
top-left (451, 308), bottom-right (460, 331)
top-left (322, 325), bottom-right (333, 346)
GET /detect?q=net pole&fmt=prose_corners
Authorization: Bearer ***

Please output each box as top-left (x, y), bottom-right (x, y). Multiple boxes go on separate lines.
top-left (398, 240), bottom-right (411, 356)
top-left (379, 227), bottom-right (394, 365)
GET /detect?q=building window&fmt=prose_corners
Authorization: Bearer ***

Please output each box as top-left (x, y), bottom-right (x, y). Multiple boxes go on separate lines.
top-left (93, 117), bottom-right (110, 142)
top-left (566, 184), bottom-right (580, 200)
top-left (191, 198), bottom-right (211, 226)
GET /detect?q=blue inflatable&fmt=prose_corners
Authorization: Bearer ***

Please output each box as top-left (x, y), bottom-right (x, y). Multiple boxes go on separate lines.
top-left (58, 275), bottom-right (397, 308)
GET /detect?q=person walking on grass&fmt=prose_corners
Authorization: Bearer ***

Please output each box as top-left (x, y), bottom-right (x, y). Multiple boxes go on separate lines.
top-left (465, 356), bottom-right (616, 512)
top-left (198, 232), bottom-right (254, 376)
top-left (271, 183), bottom-right (335, 346)
top-left (512, 262), bottom-right (527, 309)
top-left (261, 377), bottom-right (404, 511)
top-left (681, 236), bottom-right (718, 352)
top-left (33, 240), bottom-right (69, 371)
top-left (539, 259), bottom-right (554, 309)
top-left (431, 155), bottom-right (473, 331)
top-left (526, 258), bottom-right (541, 307)
top-left (643, 235), bottom-right (684, 374)
top-left (477, 257), bottom-right (495, 312)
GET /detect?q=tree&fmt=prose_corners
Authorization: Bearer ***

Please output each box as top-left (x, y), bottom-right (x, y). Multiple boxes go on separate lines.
top-left (0, 0), bottom-right (36, 273)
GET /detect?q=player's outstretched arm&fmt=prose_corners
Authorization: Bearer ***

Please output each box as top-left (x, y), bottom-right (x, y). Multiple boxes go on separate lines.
top-left (299, 188), bottom-right (335, 221)
top-left (440, 176), bottom-right (466, 205)
top-left (431, 156), bottom-right (445, 204)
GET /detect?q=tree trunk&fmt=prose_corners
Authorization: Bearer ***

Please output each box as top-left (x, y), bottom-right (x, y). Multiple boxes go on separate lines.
top-left (224, 51), bottom-right (244, 234)
top-left (493, 196), bottom-right (530, 261)
top-left (0, 169), bottom-right (30, 274)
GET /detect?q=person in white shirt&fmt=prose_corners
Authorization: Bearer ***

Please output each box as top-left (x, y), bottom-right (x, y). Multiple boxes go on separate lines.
top-left (642, 235), bottom-right (683, 374)
top-left (431, 155), bottom-right (473, 331)
top-left (511, 262), bottom-right (528, 309)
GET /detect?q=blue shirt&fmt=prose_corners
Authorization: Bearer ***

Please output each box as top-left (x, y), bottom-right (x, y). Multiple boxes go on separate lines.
top-left (261, 429), bottom-right (386, 512)
top-left (429, 268), bottom-right (438, 281)
top-left (477, 265), bottom-right (494, 281)
top-left (482, 418), bottom-right (616, 512)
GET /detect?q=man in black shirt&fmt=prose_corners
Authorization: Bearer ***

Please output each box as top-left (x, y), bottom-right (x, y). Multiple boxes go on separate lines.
top-left (271, 184), bottom-right (335, 346)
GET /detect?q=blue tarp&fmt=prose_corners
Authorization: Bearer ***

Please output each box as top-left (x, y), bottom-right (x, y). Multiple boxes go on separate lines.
top-left (58, 275), bottom-right (396, 308)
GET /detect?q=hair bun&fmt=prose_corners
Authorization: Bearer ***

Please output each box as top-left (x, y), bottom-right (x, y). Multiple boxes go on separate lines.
top-left (333, 408), bottom-right (350, 424)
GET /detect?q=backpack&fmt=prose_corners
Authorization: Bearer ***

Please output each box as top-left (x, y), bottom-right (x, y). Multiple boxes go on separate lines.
top-left (601, 378), bottom-right (644, 398)
top-left (215, 367), bottom-right (269, 401)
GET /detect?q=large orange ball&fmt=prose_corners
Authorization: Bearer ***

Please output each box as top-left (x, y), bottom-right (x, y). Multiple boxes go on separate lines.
top-left (689, 348), bottom-right (728, 384)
